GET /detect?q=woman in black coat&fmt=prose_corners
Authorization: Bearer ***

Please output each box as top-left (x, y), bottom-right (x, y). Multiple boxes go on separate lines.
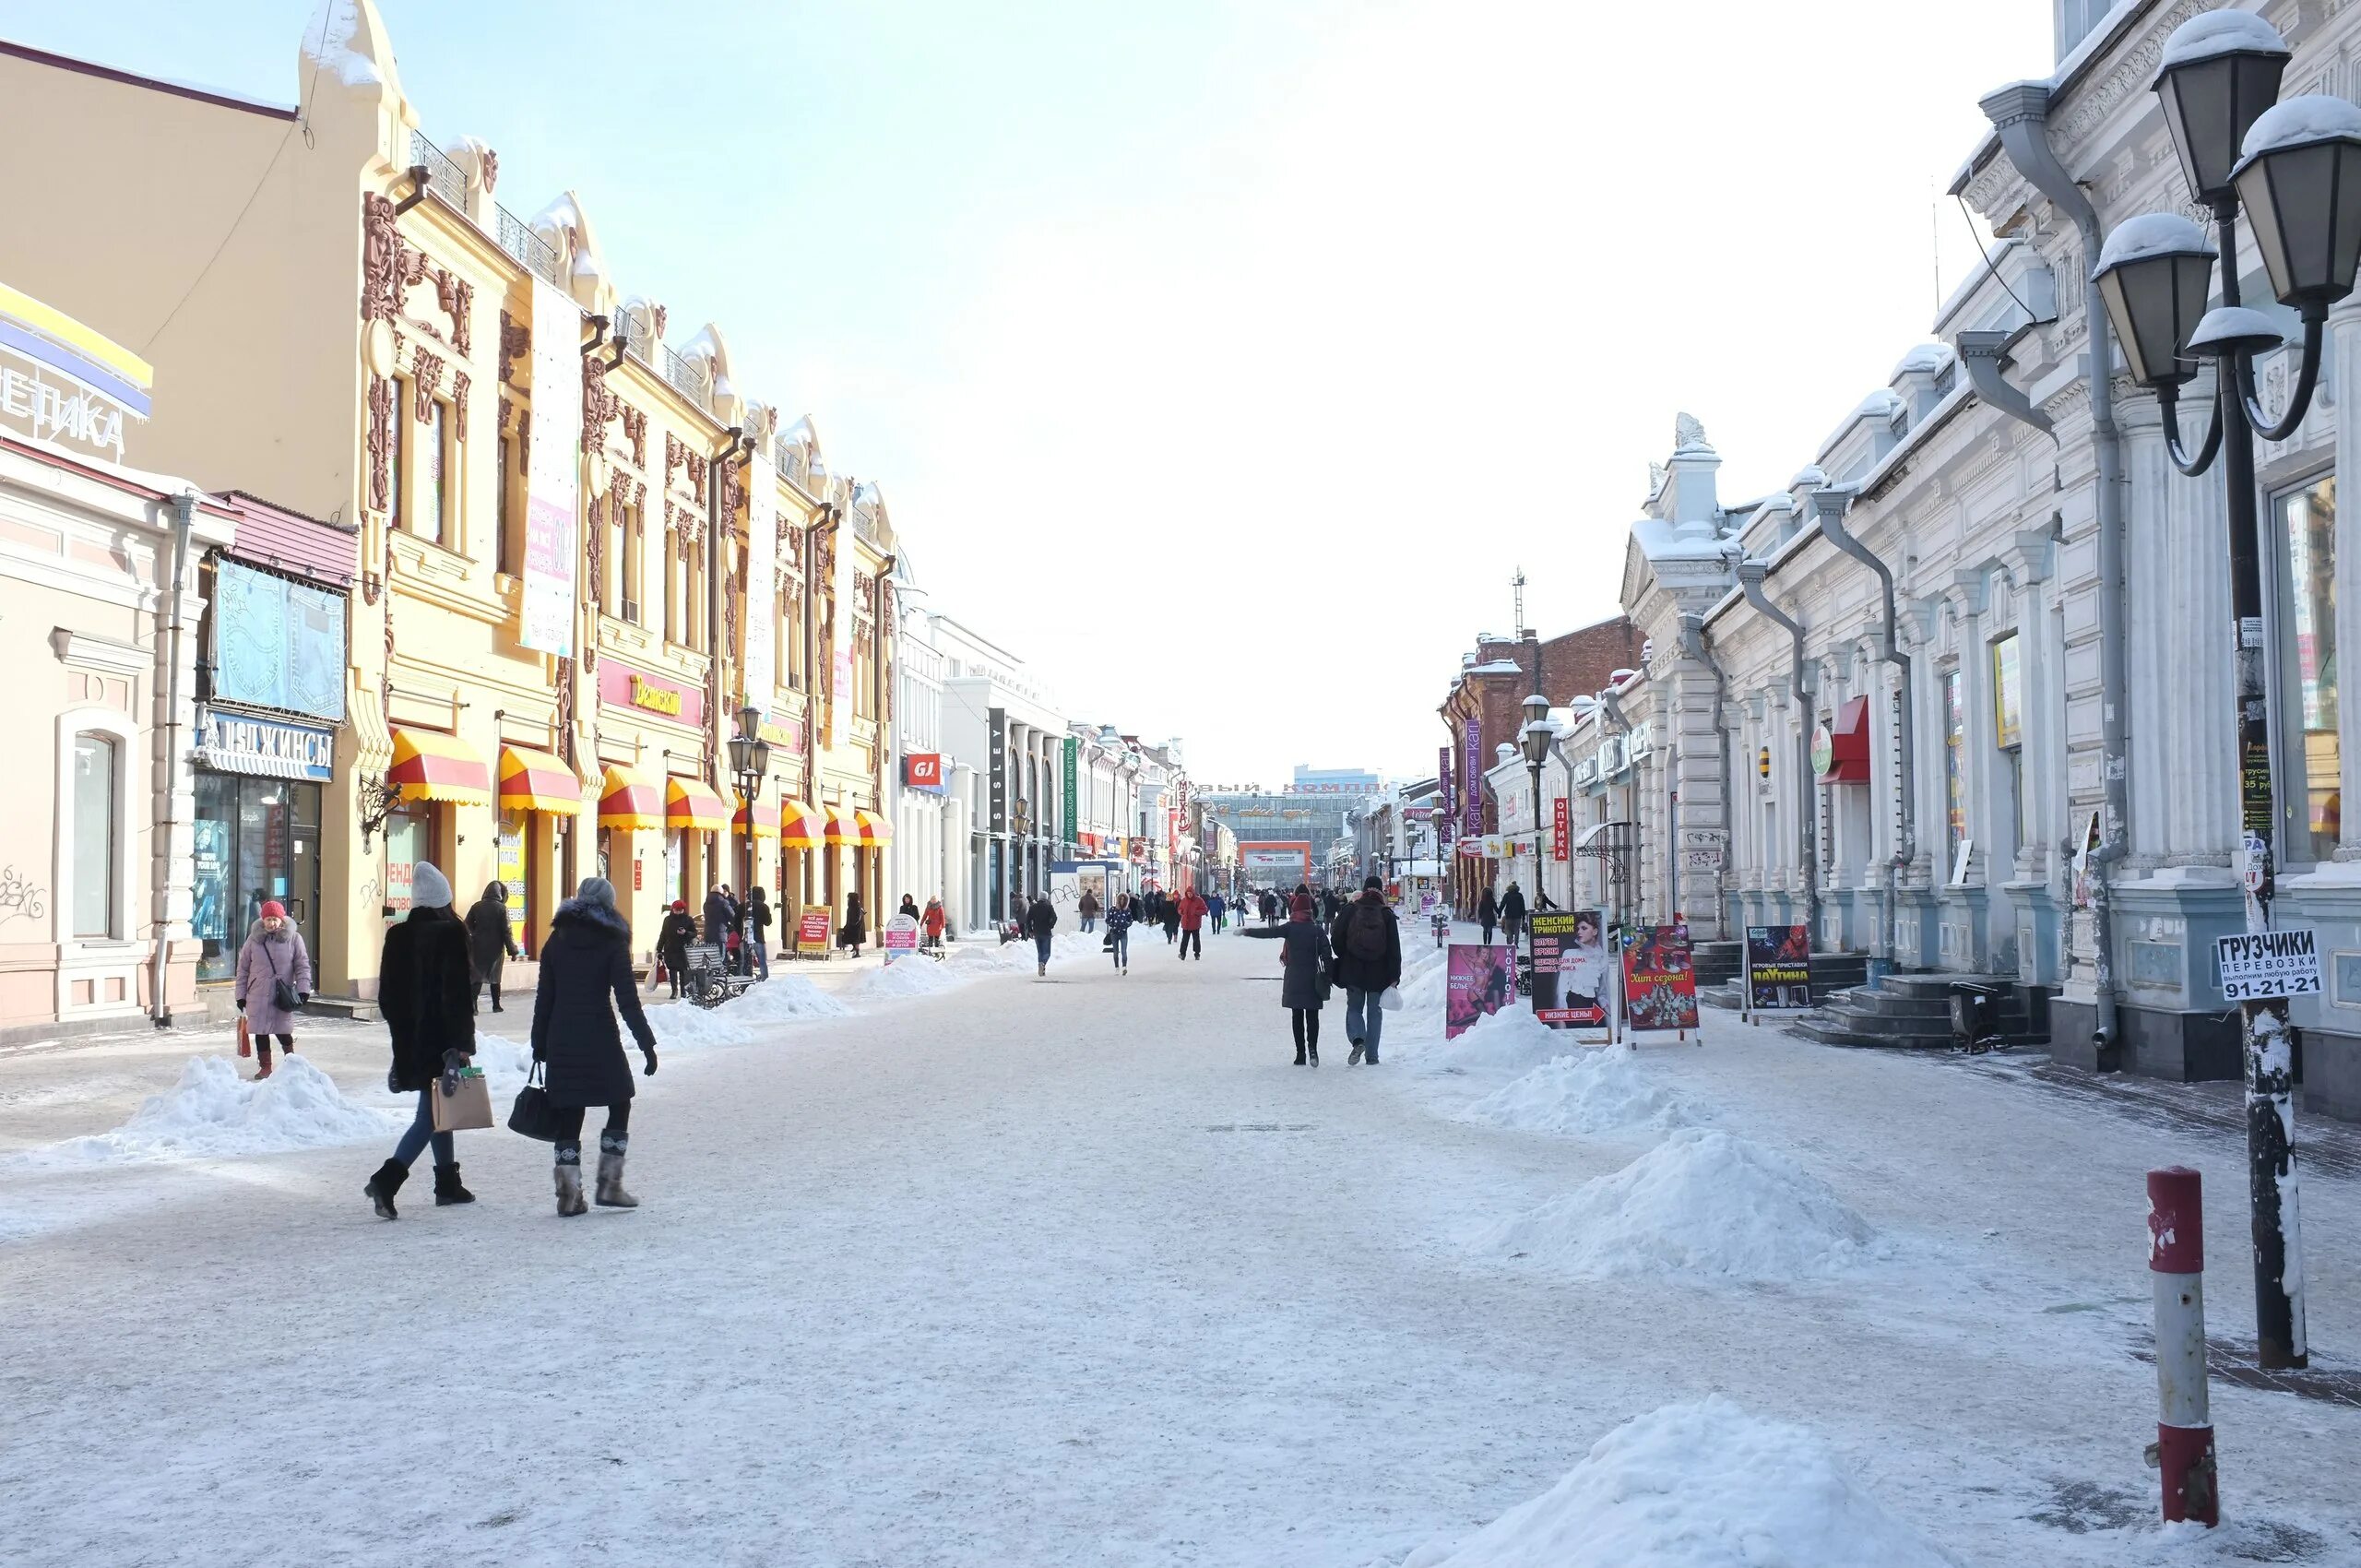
top-left (364, 861), bottom-right (478, 1218)
top-left (654, 900), bottom-right (697, 996)
top-left (838, 891), bottom-right (868, 957)
top-left (464, 881), bottom-right (521, 1012)
top-left (530, 876), bottom-right (658, 1216)
top-left (1477, 885), bottom-right (1500, 945)
top-left (1277, 894), bottom-right (1333, 1066)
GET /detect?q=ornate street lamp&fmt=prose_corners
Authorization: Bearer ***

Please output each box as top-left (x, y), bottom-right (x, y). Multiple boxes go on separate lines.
top-left (2087, 9), bottom-right (2361, 1372)
top-left (1519, 692), bottom-right (1556, 1001)
top-left (727, 703), bottom-right (771, 948)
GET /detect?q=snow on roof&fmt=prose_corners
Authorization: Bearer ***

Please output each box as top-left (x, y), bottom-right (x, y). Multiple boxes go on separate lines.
top-left (2242, 95), bottom-right (2361, 160)
top-left (1465, 660), bottom-right (1525, 676)
top-left (2159, 8), bottom-right (2286, 74)
top-left (302, 0), bottom-right (387, 89)
top-left (1788, 465), bottom-right (1827, 490)
top-left (2096, 212), bottom-right (2213, 272)
top-left (1889, 344), bottom-right (1951, 378)
top-left (2188, 305), bottom-right (2284, 353)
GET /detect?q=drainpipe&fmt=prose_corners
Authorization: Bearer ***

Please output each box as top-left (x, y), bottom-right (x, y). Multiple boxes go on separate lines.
top-left (1811, 489), bottom-right (1915, 966)
top-left (1678, 611), bottom-right (1731, 933)
top-left (151, 491), bottom-right (196, 1027)
top-left (1978, 80), bottom-right (2127, 1068)
top-left (1738, 559), bottom-right (1819, 941)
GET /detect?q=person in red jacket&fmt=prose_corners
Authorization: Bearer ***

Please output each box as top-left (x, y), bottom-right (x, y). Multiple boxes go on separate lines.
top-left (1177, 888), bottom-right (1209, 961)
top-left (921, 896), bottom-right (947, 952)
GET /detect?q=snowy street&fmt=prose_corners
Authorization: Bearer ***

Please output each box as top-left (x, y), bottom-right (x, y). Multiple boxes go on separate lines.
top-left (4, 923), bottom-right (2360, 1566)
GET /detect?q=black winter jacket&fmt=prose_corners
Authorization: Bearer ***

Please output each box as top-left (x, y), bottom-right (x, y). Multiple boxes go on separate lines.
top-left (380, 906), bottom-right (476, 1092)
top-left (464, 891), bottom-right (517, 975)
top-left (530, 899), bottom-right (657, 1109)
top-left (704, 891), bottom-right (734, 945)
top-left (1025, 898), bottom-right (1058, 937)
top-left (1500, 886), bottom-right (1527, 928)
top-left (658, 910), bottom-right (698, 965)
top-left (1277, 918), bottom-right (1333, 1010)
top-left (1329, 893), bottom-right (1403, 992)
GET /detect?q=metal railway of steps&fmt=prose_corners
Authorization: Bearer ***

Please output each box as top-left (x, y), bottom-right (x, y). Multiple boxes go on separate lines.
top-left (1794, 970), bottom-right (2043, 1050)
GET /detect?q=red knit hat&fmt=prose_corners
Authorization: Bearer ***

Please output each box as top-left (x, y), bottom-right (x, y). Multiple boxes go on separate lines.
top-left (1289, 893), bottom-right (1314, 919)
top-left (258, 900), bottom-right (287, 919)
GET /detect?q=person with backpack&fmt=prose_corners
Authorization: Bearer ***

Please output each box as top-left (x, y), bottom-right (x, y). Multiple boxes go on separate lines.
top-left (1177, 886), bottom-right (1208, 959)
top-left (1330, 875), bottom-right (1402, 1065)
top-left (1277, 892), bottom-right (1333, 1066)
top-left (1500, 880), bottom-right (1528, 949)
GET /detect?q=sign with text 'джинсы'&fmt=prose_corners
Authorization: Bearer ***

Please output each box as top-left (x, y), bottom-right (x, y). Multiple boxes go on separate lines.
top-left (2216, 929), bottom-right (2320, 1002)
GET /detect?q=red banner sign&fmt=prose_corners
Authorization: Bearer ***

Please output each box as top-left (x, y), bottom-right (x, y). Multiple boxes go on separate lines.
top-left (1552, 796), bottom-right (1569, 861)
top-left (903, 752), bottom-right (944, 790)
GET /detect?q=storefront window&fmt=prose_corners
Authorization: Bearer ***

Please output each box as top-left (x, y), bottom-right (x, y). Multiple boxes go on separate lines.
top-left (386, 804), bottom-right (427, 915)
top-left (194, 772), bottom-right (322, 982)
top-left (1943, 669), bottom-right (1965, 869)
top-left (71, 733), bottom-right (117, 938)
top-left (497, 814), bottom-right (530, 954)
top-left (666, 828), bottom-right (684, 906)
top-left (2274, 474), bottom-right (2340, 862)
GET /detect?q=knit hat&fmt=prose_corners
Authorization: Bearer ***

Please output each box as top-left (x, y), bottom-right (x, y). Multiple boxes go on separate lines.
top-left (1362, 875), bottom-right (1382, 892)
top-left (577, 875), bottom-right (617, 909)
top-left (258, 899), bottom-right (287, 919)
top-left (1289, 893), bottom-right (1314, 919)
top-left (410, 861), bottom-right (453, 909)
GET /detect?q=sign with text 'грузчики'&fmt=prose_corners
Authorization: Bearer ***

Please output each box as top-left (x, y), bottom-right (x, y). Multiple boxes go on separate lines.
top-left (2216, 929), bottom-right (2320, 1003)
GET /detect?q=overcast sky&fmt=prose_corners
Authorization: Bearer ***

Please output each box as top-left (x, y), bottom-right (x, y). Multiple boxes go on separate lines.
top-left (14, 0), bottom-right (2053, 784)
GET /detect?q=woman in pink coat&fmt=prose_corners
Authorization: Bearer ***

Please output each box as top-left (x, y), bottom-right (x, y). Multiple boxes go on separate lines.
top-left (235, 900), bottom-right (314, 1079)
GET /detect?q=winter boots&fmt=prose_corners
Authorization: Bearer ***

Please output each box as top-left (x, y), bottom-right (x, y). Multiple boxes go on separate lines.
top-left (595, 1132), bottom-right (638, 1209)
top-left (553, 1148), bottom-right (588, 1217)
top-left (433, 1164), bottom-right (475, 1206)
top-left (1347, 1040), bottom-right (1364, 1065)
top-left (365, 1158), bottom-right (408, 1220)
top-left (255, 1040), bottom-right (274, 1079)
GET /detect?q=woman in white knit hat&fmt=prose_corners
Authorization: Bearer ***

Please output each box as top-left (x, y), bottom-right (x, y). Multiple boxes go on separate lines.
top-left (363, 861), bottom-right (480, 1218)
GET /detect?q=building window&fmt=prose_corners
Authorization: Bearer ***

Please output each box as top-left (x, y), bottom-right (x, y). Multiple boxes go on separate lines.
top-left (1990, 633), bottom-right (2022, 750)
top-left (601, 495), bottom-right (624, 617)
top-left (1942, 668), bottom-right (1966, 871)
top-left (496, 435), bottom-right (516, 575)
top-left (389, 377), bottom-right (409, 533)
top-left (2274, 473), bottom-right (2340, 862)
top-left (623, 499), bottom-right (644, 624)
top-left (72, 732), bottom-right (118, 938)
top-left (411, 398), bottom-right (453, 546)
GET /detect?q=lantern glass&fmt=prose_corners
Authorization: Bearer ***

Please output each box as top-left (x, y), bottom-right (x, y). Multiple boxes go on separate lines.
top-left (727, 735), bottom-right (753, 776)
top-left (751, 738), bottom-right (772, 777)
top-left (2156, 51), bottom-right (2288, 204)
top-left (2236, 137), bottom-right (2361, 311)
top-left (2096, 250), bottom-right (2217, 387)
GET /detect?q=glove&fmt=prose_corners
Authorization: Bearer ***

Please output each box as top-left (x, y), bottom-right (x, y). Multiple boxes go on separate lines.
top-left (641, 1047), bottom-right (658, 1077)
top-left (440, 1047), bottom-right (469, 1098)
top-left (235, 998), bottom-right (245, 1013)
top-left (297, 992), bottom-right (309, 1005)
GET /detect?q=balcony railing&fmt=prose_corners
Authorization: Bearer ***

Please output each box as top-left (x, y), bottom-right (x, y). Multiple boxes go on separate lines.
top-left (774, 436), bottom-right (807, 486)
top-left (662, 343), bottom-right (710, 407)
top-left (493, 203), bottom-right (563, 286)
top-left (848, 501), bottom-right (882, 545)
top-left (407, 129), bottom-right (465, 208)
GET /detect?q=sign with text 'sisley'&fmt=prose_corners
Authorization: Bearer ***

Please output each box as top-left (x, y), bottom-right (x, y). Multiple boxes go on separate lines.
top-left (2216, 928), bottom-right (2320, 1002)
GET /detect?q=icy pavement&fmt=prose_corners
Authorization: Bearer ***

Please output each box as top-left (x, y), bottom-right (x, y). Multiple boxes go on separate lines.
top-left (0, 924), bottom-right (2356, 1566)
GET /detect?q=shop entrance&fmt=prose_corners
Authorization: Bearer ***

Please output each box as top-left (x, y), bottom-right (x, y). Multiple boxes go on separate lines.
top-left (193, 772), bottom-right (323, 985)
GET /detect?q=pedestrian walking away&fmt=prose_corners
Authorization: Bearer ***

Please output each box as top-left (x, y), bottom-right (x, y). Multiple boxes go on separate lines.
top-left (838, 891), bottom-right (868, 958)
top-left (1161, 896), bottom-right (1181, 945)
top-left (1025, 890), bottom-right (1059, 976)
top-left (746, 887), bottom-right (775, 980)
top-left (655, 899), bottom-right (697, 996)
top-left (1477, 885), bottom-right (1499, 945)
top-left (1330, 875), bottom-right (1402, 1065)
top-left (363, 862), bottom-right (477, 1218)
top-left (922, 896), bottom-right (947, 952)
top-left (233, 900), bottom-right (312, 1080)
top-left (1500, 880), bottom-right (1527, 949)
top-left (1178, 886), bottom-right (1207, 959)
top-left (1077, 886), bottom-right (1100, 933)
top-left (530, 876), bottom-right (659, 1216)
top-left (464, 881), bottom-right (521, 1012)
top-left (1278, 892), bottom-right (1333, 1065)
top-left (1105, 893), bottom-right (1134, 973)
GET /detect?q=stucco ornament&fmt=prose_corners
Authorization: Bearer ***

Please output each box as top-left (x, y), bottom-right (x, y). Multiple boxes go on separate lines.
top-left (1674, 412), bottom-right (1710, 452)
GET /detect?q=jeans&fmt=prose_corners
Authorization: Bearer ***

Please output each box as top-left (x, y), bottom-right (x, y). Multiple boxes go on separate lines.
top-left (1180, 929), bottom-right (1202, 959)
top-left (1034, 932), bottom-right (1053, 966)
top-left (1109, 929), bottom-right (1129, 968)
top-left (392, 1088), bottom-right (456, 1170)
top-left (1345, 988), bottom-right (1384, 1058)
top-left (751, 937), bottom-right (770, 979)
top-left (1081, 916), bottom-right (1097, 932)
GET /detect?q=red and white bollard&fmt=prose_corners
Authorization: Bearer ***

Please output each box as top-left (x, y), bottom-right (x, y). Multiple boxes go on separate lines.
top-left (2146, 1166), bottom-right (2217, 1526)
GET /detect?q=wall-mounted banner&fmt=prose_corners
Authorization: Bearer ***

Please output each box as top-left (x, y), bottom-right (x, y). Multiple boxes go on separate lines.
top-left (209, 560), bottom-right (347, 721)
top-left (521, 278), bottom-right (582, 657)
top-left (988, 708), bottom-right (1008, 832)
top-left (1463, 719), bottom-right (1483, 837)
top-left (1551, 795), bottom-right (1570, 861)
top-left (1062, 737), bottom-right (1079, 847)
top-left (742, 447), bottom-right (777, 712)
top-left (903, 752), bottom-right (946, 793)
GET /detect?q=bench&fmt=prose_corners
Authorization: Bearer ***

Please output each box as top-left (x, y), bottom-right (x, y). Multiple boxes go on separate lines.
top-left (681, 942), bottom-right (754, 1009)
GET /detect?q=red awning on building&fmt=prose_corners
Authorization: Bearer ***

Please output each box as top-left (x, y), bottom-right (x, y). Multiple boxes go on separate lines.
top-left (1814, 695), bottom-right (1872, 784)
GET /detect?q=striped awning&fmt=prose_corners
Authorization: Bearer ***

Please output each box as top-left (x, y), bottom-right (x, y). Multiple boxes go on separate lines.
top-left (777, 796), bottom-right (825, 849)
top-left (500, 745), bottom-right (584, 815)
top-left (599, 765), bottom-right (664, 831)
top-left (855, 808), bottom-right (893, 846)
top-left (667, 776), bottom-right (732, 831)
top-left (823, 802), bottom-right (859, 846)
top-left (387, 728), bottom-right (492, 805)
top-left (734, 793), bottom-right (779, 838)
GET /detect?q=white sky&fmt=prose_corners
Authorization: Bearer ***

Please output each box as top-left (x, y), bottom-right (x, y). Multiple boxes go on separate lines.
top-left (18, 0), bottom-right (2057, 783)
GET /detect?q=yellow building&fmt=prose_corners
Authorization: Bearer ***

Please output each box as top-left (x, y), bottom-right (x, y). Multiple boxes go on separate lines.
top-left (0, 2), bottom-right (896, 1001)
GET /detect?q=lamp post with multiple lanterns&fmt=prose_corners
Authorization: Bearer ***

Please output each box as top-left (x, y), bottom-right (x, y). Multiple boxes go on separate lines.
top-left (726, 703), bottom-right (771, 943)
top-left (2092, 7), bottom-right (2361, 1372)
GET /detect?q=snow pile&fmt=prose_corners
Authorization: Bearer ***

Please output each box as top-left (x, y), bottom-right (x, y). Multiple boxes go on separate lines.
top-left (1406, 1004), bottom-right (1566, 1077)
top-left (1466, 1047), bottom-right (1702, 1137)
top-left (647, 1002), bottom-right (752, 1052)
top-left (16, 1056), bottom-right (398, 1167)
top-left (469, 1031), bottom-right (535, 1090)
top-left (1409, 1396), bottom-right (1960, 1568)
top-left (1477, 1129), bottom-right (1883, 1282)
top-left (732, 974), bottom-right (853, 1023)
top-left (850, 957), bottom-right (962, 1000)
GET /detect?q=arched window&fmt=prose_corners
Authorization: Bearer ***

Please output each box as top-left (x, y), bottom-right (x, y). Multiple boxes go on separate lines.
top-left (72, 732), bottom-right (119, 938)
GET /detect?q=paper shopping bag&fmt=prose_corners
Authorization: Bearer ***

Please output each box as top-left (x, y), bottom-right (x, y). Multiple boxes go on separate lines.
top-left (431, 1068), bottom-right (494, 1133)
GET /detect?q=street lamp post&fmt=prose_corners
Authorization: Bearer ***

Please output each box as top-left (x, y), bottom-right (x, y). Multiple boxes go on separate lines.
top-left (727, 702), bottom-right (771, 964)
top-left (1520, 692), bottom-right (1555, 1003)
top-left (2093, 8), bottom-right (2361, 1372)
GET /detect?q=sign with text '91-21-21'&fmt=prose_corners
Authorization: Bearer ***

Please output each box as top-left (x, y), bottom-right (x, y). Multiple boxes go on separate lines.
top-left (2216, 929), bottom-right (2320, 1002)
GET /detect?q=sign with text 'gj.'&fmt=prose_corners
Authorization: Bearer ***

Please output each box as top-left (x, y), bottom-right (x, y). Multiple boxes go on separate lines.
top-left (2215, 929), bottom-right (2320, 1003)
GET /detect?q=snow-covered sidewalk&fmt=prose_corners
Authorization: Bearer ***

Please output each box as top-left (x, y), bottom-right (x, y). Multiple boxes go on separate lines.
top-left (0, 921), bottom-right (2355, 1566)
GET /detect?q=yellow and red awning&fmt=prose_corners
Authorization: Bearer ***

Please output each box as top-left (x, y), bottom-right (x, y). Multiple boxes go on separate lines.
top-left (667, 776), bottom-right (732, 832)
top-left (734, 793), bottom-right (779, 838)
top-left (598, 765), bottom-right (664, 831)
top-left (822, 804), bottom-right (892, 846)
top-left (499, 745), bottom-right (584, 815)
top-left (777, 796), bottom-right (825, 849)
top-left (388, 728), bottom-right (492, 805)
top-left (855, 808), bottom-right (893, 846)
top-left (823, 802), bottom-right (859, 846)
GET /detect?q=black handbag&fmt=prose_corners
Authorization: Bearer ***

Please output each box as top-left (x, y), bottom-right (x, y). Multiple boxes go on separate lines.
top-left (264, 943), bottom-right (301, 1013)
top-left (507, 1062), bottom-right (564, 1142)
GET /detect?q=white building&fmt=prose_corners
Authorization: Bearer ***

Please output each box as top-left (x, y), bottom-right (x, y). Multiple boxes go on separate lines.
top-left (933, 613), bottom-right (1066, 927)
top-left (887, 558), bottom-right (963, 926)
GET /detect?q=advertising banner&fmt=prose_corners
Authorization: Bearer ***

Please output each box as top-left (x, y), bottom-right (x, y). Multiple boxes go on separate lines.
top-left (210, 561), bottom-right (348, 720)
top-left (904, 753), bottom-right (945, 793)
top-left (522, 277), bottom-right (582, 657)
top-left (1745, 924), bottom-right (1812, 1010)
top-left (1528, 909), bottom-right (1608, 1028)
top-left (742, 447), bottom-right (777, 712)
top-left (1621, 921), bottom-right (1699, 1032)
top-left (1552, 796), bottom-right (1570, 861)
top-left (1445, 942), bottom-right (1515, 1039)
top-left (830, 510), bottom-right (858, 736)
top-left (988, 708), bottom-right (1008, 832)
top-left (882, 913), bottom-right (919, 964)
top-left (796, 906), bottom-right (833, 958)
top-left (1463, 719), bottom-right (1483, 837)
top-left (1062, 737), bottom-right (1079, 847)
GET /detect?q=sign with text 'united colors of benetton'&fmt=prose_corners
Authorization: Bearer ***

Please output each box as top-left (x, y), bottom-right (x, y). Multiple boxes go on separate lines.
top-left (520, 278), bottom-right (581, 657)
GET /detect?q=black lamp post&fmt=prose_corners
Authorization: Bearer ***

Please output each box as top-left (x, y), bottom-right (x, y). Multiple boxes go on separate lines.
top-left (2092, 8), bottom-right (2361, 1372)
top-left (726, 703), bottom-right (771, 943)
top-left (1519, 692), bottom-right (1555, 1000)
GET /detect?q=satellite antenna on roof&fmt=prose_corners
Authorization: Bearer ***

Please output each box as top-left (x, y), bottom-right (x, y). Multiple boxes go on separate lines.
top-left (1512, 566), bottom-right (1526, 640)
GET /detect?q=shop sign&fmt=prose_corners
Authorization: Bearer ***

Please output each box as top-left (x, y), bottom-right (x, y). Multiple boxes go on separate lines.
top-left (758, 718), bottom-right (801, 750)
top-left (796, 905), bottom-right (833, 957)
top-left (0, 283), bottom-right (152, 460)
top-left (1624, 722), bottom-right (1652, 760)
top-left (196, 707), bottom-right (336, 780)
top-left (988, 708), bottom-right (1008, 832)
top-left (596, 661), bottom-right (703, 728)
top-left (630, 675), bottom-right (682, 716)
top-left (1597, 736), bottom-right (1627, 778)
top-left (904, 752), bottom-right (946, 793)
top-left (1552, 796), bottom-right (1570, 861)
top-left (1063, 737), bottom-right (1079, 845)
top-left (210, 559), bottom-right (347, 721)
